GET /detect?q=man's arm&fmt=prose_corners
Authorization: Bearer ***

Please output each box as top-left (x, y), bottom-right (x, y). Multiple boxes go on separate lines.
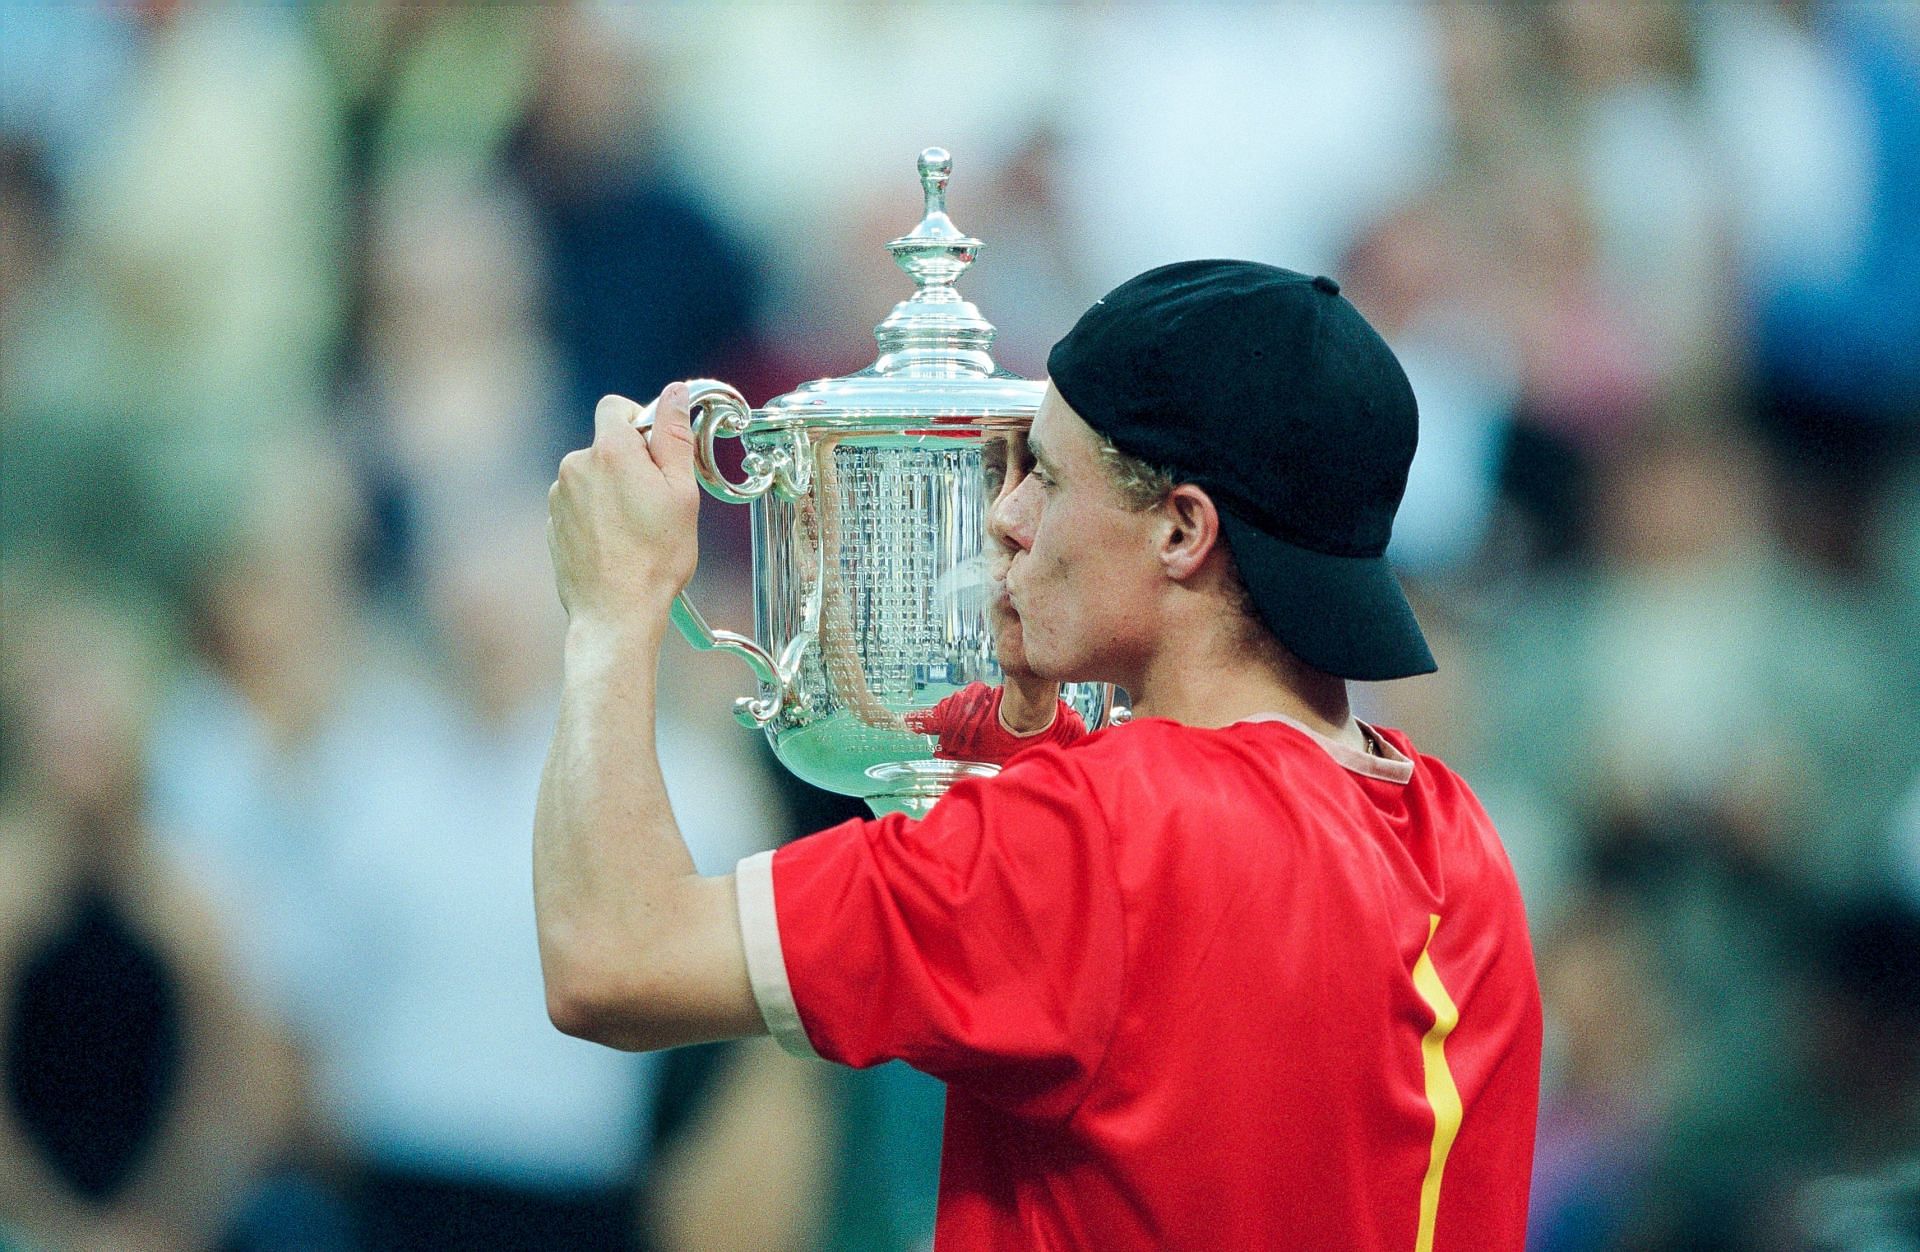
top-left (536, 386), bottom-right (768, 1052)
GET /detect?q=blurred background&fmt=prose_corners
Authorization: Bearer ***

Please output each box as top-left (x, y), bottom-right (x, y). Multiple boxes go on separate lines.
top-left (2, 2), bottom-right (1918, 1249)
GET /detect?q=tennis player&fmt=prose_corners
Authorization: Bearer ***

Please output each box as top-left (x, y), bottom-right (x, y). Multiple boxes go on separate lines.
top-left (538, 260), bottom-right (1542, 1249)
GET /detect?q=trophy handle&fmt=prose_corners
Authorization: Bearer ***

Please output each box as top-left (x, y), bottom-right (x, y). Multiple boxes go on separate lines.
top-left (668, 593), bottom-right (793, 728)
top-left (631, 380), bottom-right (812, 728)
top-left (683, 379), bottom-right (810, 503)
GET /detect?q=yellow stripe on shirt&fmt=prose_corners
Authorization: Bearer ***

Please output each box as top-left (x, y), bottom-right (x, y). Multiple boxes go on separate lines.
top-left (1412, 914), bottom-right (1462, 1252)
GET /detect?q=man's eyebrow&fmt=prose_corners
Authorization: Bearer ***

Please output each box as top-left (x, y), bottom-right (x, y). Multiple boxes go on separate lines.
top-left (1026, 436), bottom-right (1053, 468)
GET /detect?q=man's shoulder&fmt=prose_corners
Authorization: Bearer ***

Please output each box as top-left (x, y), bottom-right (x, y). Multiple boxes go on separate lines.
top-left (1372, 726), bottom-right (1488, 808)
top-left (992, 716), bottom-right (1303, 809)
top-left (1009, 716), bottom-right (1486, 816)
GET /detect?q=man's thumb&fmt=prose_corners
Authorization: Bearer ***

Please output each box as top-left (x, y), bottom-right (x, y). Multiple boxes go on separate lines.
top-left (647, 382), bottom-right (695, 476)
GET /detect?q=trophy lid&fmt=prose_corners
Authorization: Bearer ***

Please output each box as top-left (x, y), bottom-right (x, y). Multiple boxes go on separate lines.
top-left (757, 147), bottom-right (1044, 428)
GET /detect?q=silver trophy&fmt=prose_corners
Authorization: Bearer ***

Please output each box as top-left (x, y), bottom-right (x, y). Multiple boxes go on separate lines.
top-left (661, 148), bottom-right (1119, 816)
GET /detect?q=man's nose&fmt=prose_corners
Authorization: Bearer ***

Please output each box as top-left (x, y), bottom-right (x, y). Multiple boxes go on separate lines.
top-left (987, 475), bottom-right (1032, 552)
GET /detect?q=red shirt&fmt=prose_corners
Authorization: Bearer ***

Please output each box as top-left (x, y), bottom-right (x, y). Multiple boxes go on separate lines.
top-left (735, 714), bottom-right (1541, 1251)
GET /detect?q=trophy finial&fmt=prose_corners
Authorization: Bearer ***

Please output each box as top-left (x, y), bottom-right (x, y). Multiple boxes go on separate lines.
top-left (876, 147), bottom-right (995, 371)
top-left (918, 147), bottom-right (953, 215)
top-left (887, 146), bottom-right (982, 290)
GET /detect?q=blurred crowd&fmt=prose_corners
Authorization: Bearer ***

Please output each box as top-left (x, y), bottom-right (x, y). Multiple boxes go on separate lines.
top-left (2, 3), bottom-right (1918, 1250)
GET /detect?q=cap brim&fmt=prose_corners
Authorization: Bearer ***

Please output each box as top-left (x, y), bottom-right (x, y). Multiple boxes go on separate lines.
top-left (1217, 510), bottom-right (1436, 681)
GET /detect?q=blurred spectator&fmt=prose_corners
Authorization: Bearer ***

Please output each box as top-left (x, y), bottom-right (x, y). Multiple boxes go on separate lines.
top-left (1787, 899), bottom-right (1920, 1245)
top-left (1487, 160), bottom-right (1658, 569)
top-left (142, 435), bottom-right (428, 1244)
top-left (643, 1040), bottom-right (835, 1252)
top-left (0, 135), bottom-right (58, 333)
top-left (1695, 2), bottom-right (1878, 301)
top-left (0, 574), bottom-right (294, 1251)
top-left (1694, 4), bottom-right (1920, 580)
top-left (313, 498), bottom-right (823, 1250)
top-left (1528, 898), bottom-right (1669, 1252)
top-left (508, 8), bottom-right (764, 449)
top-left (1744, 6), bottom-right (1920, 435)
top-left (1574, 421), bottom-right (1808, 840)
top-left (1797, 898), bottom-right (1920, 1182)
top-left (306, 0), bottom-right (544, 435)
top-left (1615, 888), bottom-right (1920, 1250)
top-left (1575, 805), bottom-right (1815, 1251)
top-left (1534, 0), bottom-right (1738, 392)
top-left (350, 165), bottom-right (564, 579)
top-left (957, 127), bottom-right (1095, 380)
top-left (310, 3), bottom-right (540, 193)
top-left (0, 130), bottom-right (155, 594)
top-left (50, 4), bottom-right (344, 435)
top-left (1342, 191), bottom-right (1519, 578)
top-left (1057, 2), bottom-right (1447, 286)
top-left (309, 500), bottom-right (654, 1249)
top-left (146, 436), bottom-right (401, 1039)
top-left (364, 170), bottom-right (559, 480)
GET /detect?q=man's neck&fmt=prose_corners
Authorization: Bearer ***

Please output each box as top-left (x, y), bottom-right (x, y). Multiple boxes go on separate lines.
top-left (1125, 636), bottom-right (1355, 743)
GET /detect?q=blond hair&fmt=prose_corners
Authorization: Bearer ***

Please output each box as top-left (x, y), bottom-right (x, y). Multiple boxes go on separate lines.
top-left (1095, 438), bottom-right (1286, 662)
top-left (1096, 438), bottom-right (1177, 511)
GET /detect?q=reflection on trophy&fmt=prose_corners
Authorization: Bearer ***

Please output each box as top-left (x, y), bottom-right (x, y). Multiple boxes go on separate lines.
top-left (655, 148), bottom-right (1121, 815)
top-left (900, 427), bottom-right (1092, 763)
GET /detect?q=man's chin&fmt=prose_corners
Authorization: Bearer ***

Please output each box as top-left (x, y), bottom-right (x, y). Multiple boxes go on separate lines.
top-left (992, 617), bottom-right (1029, 674)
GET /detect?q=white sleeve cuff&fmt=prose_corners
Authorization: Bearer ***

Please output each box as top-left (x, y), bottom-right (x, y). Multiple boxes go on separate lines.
top-left (734, 849), bottom-right (820, 1061)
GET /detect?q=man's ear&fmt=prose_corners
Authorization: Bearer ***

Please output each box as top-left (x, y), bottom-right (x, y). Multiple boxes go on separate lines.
top-left (1158, 483), bottom-right (1223, 583)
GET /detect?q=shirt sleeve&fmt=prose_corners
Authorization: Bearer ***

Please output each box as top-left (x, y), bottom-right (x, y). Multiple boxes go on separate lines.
top-left (735, 746), bottom-right (1125, 1121)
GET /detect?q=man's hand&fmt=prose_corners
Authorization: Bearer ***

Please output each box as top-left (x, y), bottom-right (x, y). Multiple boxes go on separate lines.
top-left (548, 385), bottom-right (699, 626)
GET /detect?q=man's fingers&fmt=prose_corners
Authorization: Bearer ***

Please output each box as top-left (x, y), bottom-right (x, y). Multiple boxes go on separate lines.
top-left (647, 381), bottom-right (695, 478)
top-left (592, 386), bottom-right (695, 482)
top-left (594, 393), bottom-right (648, 445)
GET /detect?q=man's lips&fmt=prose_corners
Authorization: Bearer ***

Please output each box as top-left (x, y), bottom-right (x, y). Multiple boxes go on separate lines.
top-left (996, 558), bottom-right (1019, 600)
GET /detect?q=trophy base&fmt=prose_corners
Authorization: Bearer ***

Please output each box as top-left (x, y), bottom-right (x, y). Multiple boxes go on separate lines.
top-left (863, 759), bottom-right (1002, 817)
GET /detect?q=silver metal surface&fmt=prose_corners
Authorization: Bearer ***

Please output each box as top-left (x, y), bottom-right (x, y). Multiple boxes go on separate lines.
top-left (659, 147), bottom-right (1119, 816)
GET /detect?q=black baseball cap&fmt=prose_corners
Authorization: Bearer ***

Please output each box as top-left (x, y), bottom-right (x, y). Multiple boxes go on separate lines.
top-left (1046, 259), bottom-right (1435, 681)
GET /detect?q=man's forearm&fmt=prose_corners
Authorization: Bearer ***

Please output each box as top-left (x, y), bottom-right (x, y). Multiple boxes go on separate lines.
top-left (534, 615), bottom-right (699, 1037)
